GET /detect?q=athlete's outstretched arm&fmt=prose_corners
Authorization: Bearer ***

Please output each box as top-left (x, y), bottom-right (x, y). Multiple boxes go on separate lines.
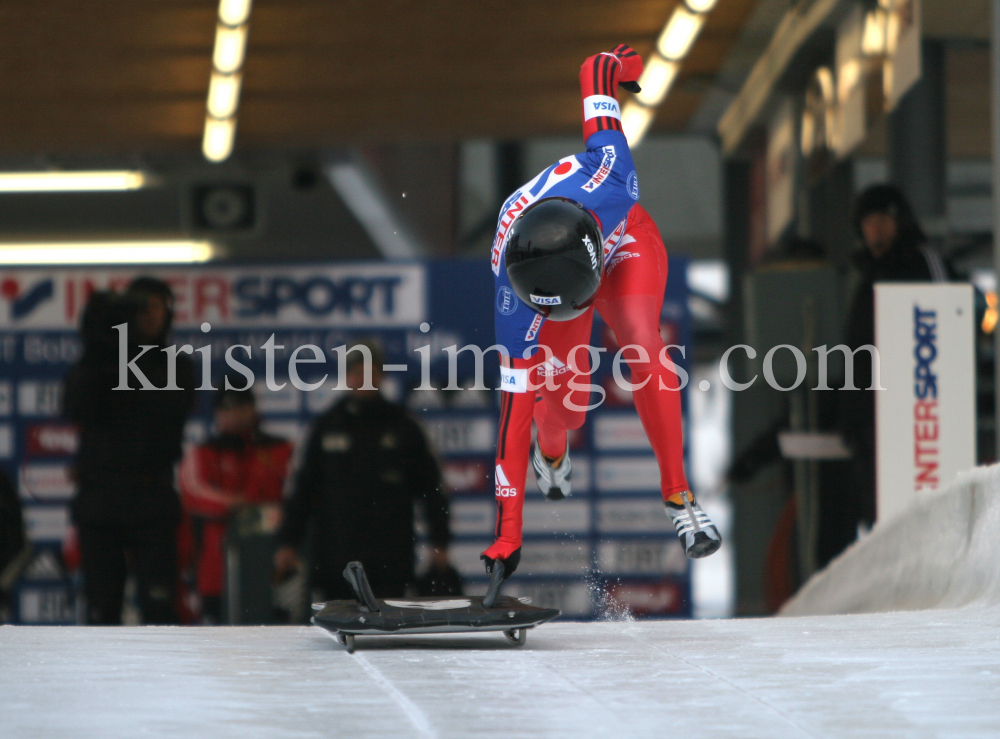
top-left (579, 44), bottom-right (643, 143)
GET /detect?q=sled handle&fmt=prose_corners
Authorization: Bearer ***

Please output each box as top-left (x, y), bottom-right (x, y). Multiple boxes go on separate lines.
top-left (343, 561), bottom-right (380, 612)
top-left (482, 559), bottom-right (505, 609)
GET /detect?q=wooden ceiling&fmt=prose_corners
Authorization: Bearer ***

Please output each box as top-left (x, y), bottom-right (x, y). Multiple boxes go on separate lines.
top-left (0, 0), bottom-right (757, 156)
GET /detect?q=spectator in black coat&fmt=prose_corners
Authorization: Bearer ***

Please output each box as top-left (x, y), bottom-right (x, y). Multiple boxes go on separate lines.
top-left (64, 277), bottom-right (196, 624)
top-left (274, 341), bottom-right (452, 602)
top-left (821, 185), bottom-right (948, 564)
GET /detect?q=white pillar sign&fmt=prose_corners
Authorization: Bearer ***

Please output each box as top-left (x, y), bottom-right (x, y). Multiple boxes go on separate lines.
top-left (875, 283), bottom-right (975, 522)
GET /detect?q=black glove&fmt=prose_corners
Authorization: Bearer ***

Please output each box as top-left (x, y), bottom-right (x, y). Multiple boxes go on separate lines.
top-left (480, 547), bottom-right (521, 580)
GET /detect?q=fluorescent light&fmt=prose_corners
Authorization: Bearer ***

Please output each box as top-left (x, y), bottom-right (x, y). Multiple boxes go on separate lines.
top-left (213, 24), bottom-right (247, 73)
top-left (622, 103), bottom-right (655, 147)
top-left (0, 171), bottom-right (148, 192)
top-left (657, 6), bottom-right (706, 60)
top-left (862, 9), bottom-right (888, 56)
top-left (218, 0), bottom-right (252, 27)
top-left (0, 241), bottom-right (214, 265)
top-left (685, 0), bottom-right (718, 11)
top-left (635, 56), bottom-right (679, 106)
top-left (838, 59), bottom-right (862, 102)
top-left (207, 72), bottom-right (242, 119)
top-left (203, 116), bottom-right (236, 162)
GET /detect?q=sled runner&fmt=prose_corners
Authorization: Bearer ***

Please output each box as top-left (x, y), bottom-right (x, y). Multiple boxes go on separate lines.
top-left (312, 561), bottom-right (560, 653)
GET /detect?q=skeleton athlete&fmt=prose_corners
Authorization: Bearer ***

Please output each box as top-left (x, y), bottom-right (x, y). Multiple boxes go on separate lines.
top-left (482, 44), bottom-right (721, 579)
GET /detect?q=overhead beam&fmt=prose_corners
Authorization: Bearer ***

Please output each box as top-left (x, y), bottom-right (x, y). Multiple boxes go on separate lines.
top-left (717, 0), bottom-right (841, 155)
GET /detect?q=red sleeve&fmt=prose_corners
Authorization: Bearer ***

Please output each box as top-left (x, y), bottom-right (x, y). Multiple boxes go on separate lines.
top-left (483, 357), bottom-right (537, 561)
top-left (580, 52), bottom-right (624, 140)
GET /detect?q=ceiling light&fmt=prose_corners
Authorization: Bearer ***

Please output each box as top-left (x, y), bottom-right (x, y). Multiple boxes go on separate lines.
top-left (622, 103), bottom-right (655, 147)
top-left (635, 56), bottom-right (679, 107)
top-left (0, 241), bottom-right (214, 265)
top-left (213, 24), bottom-right (247, 73)
top-left (207, 72), bottom-right (242, 119)
top-left (685, 0), bottom-right (718, 12)
top-left (203, 117), bottom-right (236, 163)
top-left (0, 171), bottom-right (149, 192)
top-left (862, 9), bottom-right (888, 56)
top-left (218, 0), bottom-right (252, 27)
top-left (657, 6), bottom-right (706, 60)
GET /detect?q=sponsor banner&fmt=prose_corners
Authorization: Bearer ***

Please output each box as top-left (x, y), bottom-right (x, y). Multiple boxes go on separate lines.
top-left (875, 284), bottom-right (975, 522)
top-left (526, 455), bottom-right (590, 494)
top-left (597, 498), bottom-right (670, 534)
top-left (423, 417), bottom-right (496, 454)
top-left (0, 264), bottom-right (426, 329)
top-left (597, 540), bottom-right (687, 576)
top-left (17, 585), bottom-right (74, 624)
top-left (21, 549), bottom-right (67, 582)
top-left (499, 580), bottom-right (594, 618)
top-left (19, 463), bottom-right (75, 501)
top-left (447, 497), bottom-right (592, 537)
top-left (23, 505), bottom-right (70, 541)
top-left (17, 381), bottom-right (63, 417)
top-left (593, 413), bottom-right (653, 451)
top-left (519, 541), bottom-right (593, 576)
top-left (442, 460), bottom-right (489, 493)
top-left (604, 578), bottom-right (686, 616)
top-left (523, 500), bottom-right (591, 535)
top-left (445, 541), bottom-right (592, 577)
top-left (448, 499), bottom-right (495, 536)
top-left (25, 423), bottom-right (78, 457)
top-left (594, 456), bottom-right (661, 493)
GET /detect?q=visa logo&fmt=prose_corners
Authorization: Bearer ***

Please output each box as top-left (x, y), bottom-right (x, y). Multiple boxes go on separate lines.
top-left (591, 101), bottom-right (619, 113)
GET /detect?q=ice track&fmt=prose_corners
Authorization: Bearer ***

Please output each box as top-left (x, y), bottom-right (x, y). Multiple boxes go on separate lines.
top-left (3, 610), bottom-right (1000, 739)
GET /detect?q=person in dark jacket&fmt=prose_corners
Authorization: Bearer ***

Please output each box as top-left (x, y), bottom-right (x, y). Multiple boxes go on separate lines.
top-left (64, 277), bottom-right (196, 624)
top-left (821, 185), bottom-right (947, 565)
top-left (274, 341), bottom-right (452, 602)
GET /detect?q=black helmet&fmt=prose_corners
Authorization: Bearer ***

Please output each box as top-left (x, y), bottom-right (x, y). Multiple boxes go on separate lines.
top-left (504, 197), bottom-right (603, 321)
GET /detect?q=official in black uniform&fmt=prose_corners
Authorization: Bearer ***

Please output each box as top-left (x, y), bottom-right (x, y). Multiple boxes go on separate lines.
top-left (64, 277), bottom-right (196, 624)
top-left (819, 185), bottom-right (948, 566)
top-left (274, 341), bottom-right (452, 601)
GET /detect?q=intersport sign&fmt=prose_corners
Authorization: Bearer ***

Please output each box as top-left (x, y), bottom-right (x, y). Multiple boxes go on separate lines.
top-left (0, 263), bottom-right (426, 329)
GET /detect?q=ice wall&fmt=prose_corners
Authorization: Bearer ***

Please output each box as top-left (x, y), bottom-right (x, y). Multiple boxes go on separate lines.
top-left (781, 464), bottom-right (1000, 616)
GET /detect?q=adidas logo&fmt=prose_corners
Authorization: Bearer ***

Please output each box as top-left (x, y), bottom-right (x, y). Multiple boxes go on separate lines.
top-left (495, 464), bottom-right (517, 498)
top-left (536, 356), bottom-right (570, 377)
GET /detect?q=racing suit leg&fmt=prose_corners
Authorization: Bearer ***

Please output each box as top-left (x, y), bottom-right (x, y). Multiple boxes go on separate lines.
top-left (531, 308), bottom-right (596, 459)
top-left (594, 209), bottom-right (690, 500)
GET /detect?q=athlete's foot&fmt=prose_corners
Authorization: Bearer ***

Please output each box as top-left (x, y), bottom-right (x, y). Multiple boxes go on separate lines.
top-left (665, 490), bottom-right (721, 558)
top-left (532, 440), bottom-right (571, 500)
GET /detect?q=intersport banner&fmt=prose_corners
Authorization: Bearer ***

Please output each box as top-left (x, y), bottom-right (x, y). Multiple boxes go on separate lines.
top-left (875, 283), bottom-right (975, 523)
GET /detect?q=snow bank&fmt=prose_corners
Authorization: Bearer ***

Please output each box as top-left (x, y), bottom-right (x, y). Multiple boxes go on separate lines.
top-left (781, 463), bottom-right (1000, 616)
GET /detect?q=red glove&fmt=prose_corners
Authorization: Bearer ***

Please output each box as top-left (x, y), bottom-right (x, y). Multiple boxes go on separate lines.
top-left (607, 43), bottom-right (643, 91)
top-left (580, 44), bottom-right (644, 139)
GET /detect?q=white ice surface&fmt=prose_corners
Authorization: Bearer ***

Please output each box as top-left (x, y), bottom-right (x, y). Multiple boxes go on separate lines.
top-left (3, 610), bottom-right (1000, 739)
top-left (783, 464), bottom-right (1000, 616)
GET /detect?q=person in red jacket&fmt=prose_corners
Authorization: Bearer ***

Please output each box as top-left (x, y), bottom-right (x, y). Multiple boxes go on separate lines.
top-left (179, 382), bottom-right (292, 623)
